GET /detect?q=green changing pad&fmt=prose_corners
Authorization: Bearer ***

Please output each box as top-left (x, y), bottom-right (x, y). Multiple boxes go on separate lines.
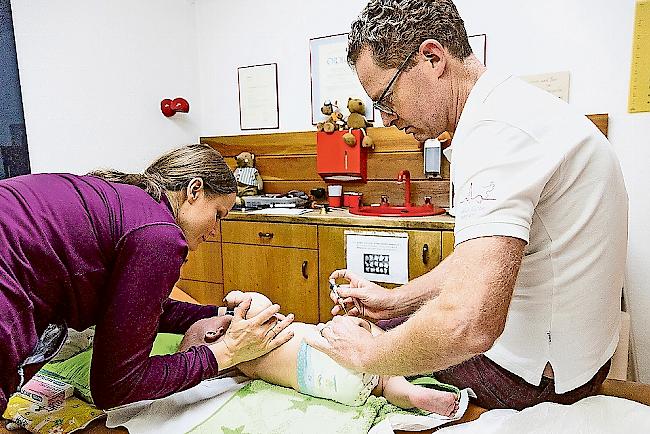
top-left (42, 333), bottom-right (183, 403)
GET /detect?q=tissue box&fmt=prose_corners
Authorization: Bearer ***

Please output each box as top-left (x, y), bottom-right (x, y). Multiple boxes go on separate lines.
top-left (20, 373), bottom-right (73, 408)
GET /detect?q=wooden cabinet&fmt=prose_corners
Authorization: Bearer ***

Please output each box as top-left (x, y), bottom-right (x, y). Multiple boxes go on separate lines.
top-left (442, 231), bottom-right (455, 261)
top-left (318, 225), bottom-right (444, 322)
top-left (177, 217), bottom-right (454, 323)
top-left (178, 229), bottom-right (223, 305)
top-left (221, 221), bottom-right (319, 323)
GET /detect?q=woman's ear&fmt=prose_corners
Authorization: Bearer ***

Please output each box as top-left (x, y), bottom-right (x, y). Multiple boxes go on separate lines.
top-left (186, 177), bottom-right (204, 203)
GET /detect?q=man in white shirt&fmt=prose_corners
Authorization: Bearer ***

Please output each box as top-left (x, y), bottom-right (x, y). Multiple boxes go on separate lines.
top-left (306, 0), bottom-right (628, 410)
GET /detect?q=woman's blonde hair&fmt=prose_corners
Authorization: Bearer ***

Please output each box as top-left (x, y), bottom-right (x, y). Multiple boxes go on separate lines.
top-left (89, 144), bottom-right (237, 201)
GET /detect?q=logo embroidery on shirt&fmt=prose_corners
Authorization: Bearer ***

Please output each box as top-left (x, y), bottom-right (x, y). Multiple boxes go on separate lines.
top-left (459, 182), bottom-right (496, 205)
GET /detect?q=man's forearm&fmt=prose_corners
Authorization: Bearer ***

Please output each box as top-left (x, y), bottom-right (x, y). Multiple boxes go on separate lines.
top-left (360, 237), bottom-right (524, 376)
top-left (392, 253), bottom-right (453, 317)
top-left (361, 293), bottom-right (481, 376)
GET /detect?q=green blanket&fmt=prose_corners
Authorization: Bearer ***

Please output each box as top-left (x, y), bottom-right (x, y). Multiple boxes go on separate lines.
top-left (189, 379), bottom-right (450, 434)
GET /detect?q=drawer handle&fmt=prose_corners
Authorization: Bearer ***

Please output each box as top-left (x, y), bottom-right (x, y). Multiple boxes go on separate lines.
top-left (302, 261), bottom-right (308, 279)
top-left (258, 232), bottom-right (274, 239)
top-left (422, 243), bottom-right (430, 265)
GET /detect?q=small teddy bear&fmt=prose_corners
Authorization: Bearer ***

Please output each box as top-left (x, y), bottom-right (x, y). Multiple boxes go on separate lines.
top-left (233, 152), bottom-right (263, 204)
top-left (343, 98), bottom-right (374, 148)
top-left (317, 100), bottom-right (346, 133)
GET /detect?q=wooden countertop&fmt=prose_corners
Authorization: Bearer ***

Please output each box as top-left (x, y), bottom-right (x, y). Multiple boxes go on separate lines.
top-left (224, 208), bottom-right (455, 231)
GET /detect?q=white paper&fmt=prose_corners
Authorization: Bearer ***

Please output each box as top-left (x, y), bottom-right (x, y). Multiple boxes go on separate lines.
top-left (345, 231), bottom-right (409, 284)
top-left (520, 71), bottom-right (571, 102)
top-left (310, 34), bottom-right (373, 124)
top-left (238, 63), bottom-right (279, 130)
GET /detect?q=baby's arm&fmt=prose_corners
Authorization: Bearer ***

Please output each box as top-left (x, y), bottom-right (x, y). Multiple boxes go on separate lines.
top-left (222, 291), bottom-right (317, 390)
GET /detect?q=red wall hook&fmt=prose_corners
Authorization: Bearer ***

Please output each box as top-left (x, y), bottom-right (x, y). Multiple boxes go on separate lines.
top-left (161, 97), bottom-right (190, 117)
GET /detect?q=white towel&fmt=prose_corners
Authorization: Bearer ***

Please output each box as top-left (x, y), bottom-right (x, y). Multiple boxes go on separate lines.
top-left (436, 395), bottom-right (650, 434)
top-left (105, 376), bottom-right (250, 434)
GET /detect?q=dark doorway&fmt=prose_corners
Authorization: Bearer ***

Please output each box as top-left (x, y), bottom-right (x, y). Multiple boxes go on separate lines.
top-left (1, 0), bottom-right (30, 179)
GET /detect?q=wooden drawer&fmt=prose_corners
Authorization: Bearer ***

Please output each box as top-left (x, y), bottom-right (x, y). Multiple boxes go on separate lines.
top-left (221, 220), bottom-right (318, 249)
top-left (176, 279), bottom-right (224, 305)
top-left (180, 240), bottom-right (222, 283)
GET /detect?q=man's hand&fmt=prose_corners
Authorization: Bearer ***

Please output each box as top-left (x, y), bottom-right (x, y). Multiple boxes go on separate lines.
top-left (178, 316), bottom-right (232, 352)
top-left (329, 269), bottom-right (398, 320)
top-left (304, 316), bottom-right (374, 372)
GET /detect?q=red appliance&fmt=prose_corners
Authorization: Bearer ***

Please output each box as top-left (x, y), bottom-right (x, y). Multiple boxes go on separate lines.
top-left (316, 130), bottom-right (367, 183)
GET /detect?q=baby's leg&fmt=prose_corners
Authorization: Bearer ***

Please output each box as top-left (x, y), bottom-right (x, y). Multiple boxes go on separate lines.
top-left (236, 322), bottom-right (319, 391)
top-left (366, 321), bottom-right (459, 417)
top-left (375, 376), bottom-right (459, 417)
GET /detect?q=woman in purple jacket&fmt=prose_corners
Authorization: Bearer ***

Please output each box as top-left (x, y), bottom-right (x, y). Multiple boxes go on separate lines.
top-left (0, 144), bottom-right (294, 413)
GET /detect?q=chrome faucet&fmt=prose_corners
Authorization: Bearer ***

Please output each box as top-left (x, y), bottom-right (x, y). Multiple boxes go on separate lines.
top-left (397, 170), bottom-right (412, 207)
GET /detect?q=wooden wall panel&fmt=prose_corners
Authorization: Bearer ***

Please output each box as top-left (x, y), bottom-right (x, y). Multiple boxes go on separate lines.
top-left (202, 115), bottom-right (607, 210)
top-left (262, 180), bottom-right (449, 207)
top-left (225, 152), bottom-right (449, 182)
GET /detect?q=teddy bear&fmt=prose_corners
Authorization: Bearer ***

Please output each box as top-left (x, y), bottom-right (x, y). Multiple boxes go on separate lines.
top-left (316, 100), bottom-right (346, 133)
top-left (233, 152), bottom-right (263, 205)
top-left (342, 98), bottom-right (374, 148)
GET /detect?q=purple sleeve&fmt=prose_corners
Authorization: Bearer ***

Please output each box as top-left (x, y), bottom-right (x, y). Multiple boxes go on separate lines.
top-left (90, 224), bottom-right (219, 409)
top-left (159, 299), bottom-right (219, 334)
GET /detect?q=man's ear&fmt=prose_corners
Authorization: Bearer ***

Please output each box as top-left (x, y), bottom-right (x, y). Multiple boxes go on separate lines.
top-left (419, 39), bottom-right (447, 78)
top-left (186, 177), bottom-right (204, 203)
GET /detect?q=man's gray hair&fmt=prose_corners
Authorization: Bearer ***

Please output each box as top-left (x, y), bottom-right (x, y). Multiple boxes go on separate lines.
top-left (348, 0), bottom-right (473, 70)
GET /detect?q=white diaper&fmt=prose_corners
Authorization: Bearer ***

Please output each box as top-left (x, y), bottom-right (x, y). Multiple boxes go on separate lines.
top-left (296, 340), bottom-right (379, 406)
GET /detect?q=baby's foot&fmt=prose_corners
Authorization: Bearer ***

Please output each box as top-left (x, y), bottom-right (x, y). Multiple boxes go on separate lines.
top-left (409, 387), bottom-right (459, 417)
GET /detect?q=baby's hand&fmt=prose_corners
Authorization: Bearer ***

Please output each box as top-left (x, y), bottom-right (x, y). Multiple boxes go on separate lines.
top-left (224, 291), bottom-right (273, 318)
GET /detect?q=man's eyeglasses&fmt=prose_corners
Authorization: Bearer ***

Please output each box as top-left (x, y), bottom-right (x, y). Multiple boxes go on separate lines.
top-left (372, 49), bottom-right (418, 116)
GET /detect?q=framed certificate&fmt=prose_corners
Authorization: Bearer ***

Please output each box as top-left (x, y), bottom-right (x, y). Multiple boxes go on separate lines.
top-left (309, 33), bottom-right (374, 125)
top-left (237, 63), bottom-right (279, 130)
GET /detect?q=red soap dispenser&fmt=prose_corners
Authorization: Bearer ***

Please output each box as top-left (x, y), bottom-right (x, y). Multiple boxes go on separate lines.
top-left (316, 130), bottom-right (367, 183)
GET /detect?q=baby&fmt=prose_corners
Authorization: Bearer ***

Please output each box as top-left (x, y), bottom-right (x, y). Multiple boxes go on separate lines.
top-left (203, 291), bottom-right (459, 417)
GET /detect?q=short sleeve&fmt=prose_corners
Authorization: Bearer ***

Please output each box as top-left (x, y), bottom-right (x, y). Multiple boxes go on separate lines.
top-left (452, 121), bottom-right (563, 246)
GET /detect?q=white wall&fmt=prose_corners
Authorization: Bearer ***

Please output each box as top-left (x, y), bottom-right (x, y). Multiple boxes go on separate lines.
top-left (11, 0), bottom-right (202, 174)
top-left (195, 0), bottom-right (650, 382)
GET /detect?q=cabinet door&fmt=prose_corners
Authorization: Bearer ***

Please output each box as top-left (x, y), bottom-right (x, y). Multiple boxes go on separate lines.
top-left (318, 226), bottom-right (347, 322)
top-left (318, 226), bottom-right (443, 322)
top-left (179, 240), bottom-right (223, 284)
top-left (442, 231), bottom-right (455, 260)
top-left (222, 243), bottom-right (319, 323)
top-left (408, 230), bottom-right (442, 280)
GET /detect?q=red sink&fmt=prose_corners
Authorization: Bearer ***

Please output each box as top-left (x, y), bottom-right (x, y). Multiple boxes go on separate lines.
top-left (349, 204), bottom-right (446, 217)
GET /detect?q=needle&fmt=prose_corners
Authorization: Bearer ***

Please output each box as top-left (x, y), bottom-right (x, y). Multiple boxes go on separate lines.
top-left (329, 279), bottom-right (349, 315)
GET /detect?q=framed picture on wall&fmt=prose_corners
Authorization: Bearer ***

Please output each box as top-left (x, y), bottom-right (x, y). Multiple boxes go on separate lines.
top-left (309, 33), bottom-right (374, 125)
top-left (237, 63), bottom-right (280, 130)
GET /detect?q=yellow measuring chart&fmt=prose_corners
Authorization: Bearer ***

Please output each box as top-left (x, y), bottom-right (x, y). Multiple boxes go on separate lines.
top-left (629, 0), bottom-right (650, 113)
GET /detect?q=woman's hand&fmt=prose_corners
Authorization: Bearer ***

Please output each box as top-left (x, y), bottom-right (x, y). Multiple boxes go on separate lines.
top-left (210, 297), bottom-right (294, 369)
top-left (329, 269), bottom-right (397, 320)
